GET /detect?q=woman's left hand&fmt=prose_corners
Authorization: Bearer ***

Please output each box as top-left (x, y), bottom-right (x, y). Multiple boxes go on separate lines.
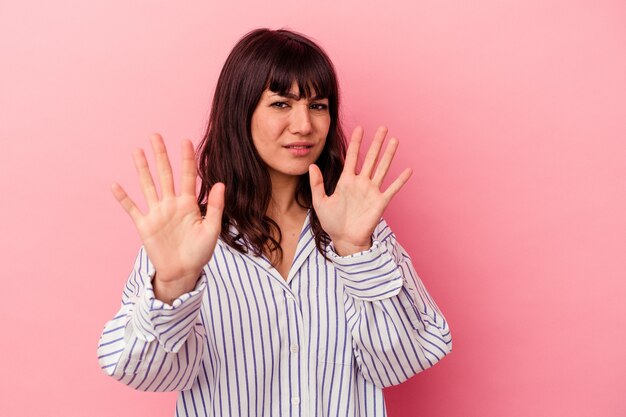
top-left (309, 126), bottom-right (412, 256)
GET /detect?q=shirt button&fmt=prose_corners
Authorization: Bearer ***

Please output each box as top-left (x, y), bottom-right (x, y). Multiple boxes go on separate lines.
top-left (291, 397), bottom-right (300, 405)
top-left (290, 344), bottom-right (299, 353)
top-left (286, 293), bottom-right (295, 301)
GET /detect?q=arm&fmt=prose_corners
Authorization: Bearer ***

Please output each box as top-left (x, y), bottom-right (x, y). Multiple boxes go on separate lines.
top-left (99, 134), bottom-right (223, 390)
top-left (97, 247), bottom-right (207, 391)
top-left (328, 219), bottom-right (452, 388)
top-left (310, 125), bottom-right (451, 387)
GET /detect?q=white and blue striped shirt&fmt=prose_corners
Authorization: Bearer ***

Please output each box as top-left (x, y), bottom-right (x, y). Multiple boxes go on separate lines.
top-left (97, 217), bottom-right (452, 416)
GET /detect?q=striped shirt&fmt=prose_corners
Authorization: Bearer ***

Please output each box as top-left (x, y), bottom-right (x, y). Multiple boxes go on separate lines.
top-left (97, 216), bottom-right (452, 416)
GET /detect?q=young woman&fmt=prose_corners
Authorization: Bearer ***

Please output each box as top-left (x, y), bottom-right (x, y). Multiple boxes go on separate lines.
top-left (98, 28), bottom-right (451, 417)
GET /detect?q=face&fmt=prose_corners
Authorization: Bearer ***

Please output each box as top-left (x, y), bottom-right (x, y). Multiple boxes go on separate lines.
top-left (250, 82), bottom-right (331, 184)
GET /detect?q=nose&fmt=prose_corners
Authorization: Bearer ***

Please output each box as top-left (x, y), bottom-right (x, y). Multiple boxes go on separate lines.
top-left (288, 104), bottom-right (312, 135)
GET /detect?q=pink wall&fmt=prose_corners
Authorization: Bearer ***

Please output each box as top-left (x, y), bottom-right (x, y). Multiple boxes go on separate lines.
top-left (1, 1), bottom-right (625, 416)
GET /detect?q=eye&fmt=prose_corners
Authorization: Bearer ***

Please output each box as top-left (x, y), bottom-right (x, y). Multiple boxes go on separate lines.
top-left (310, 103), bottom-right (328, 111)
top-left (270, 101), bottom-right (289, 109)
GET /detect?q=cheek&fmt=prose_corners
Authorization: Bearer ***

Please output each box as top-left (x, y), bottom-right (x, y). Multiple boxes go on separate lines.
top-left (317, 115), bottom-right (331, 135)
top-left (253, 116), bottom-right (283, 142)
top-left (251, 116), bottom-right (271, 150)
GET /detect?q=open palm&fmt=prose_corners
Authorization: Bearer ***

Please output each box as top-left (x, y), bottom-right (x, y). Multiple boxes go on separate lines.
top-left (309, 126), bottom-right (412, 256)
top-left (111, 134), bottom-right (224, 299)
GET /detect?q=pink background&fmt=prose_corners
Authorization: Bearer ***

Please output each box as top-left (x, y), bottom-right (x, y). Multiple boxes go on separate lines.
top-left (1, 1), bottom-right (625, 416)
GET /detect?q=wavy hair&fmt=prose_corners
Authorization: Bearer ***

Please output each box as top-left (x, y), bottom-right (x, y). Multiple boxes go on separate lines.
top-left (197, 28), bottom-right (346, 262)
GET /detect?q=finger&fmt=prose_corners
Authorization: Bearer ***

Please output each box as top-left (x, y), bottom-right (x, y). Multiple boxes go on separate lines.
top-left (203, 182), bottom-right (225, 233)
top-left (360, 126), bottom-right (387, 178)
top-left (382, 168), bottom-right (413, 202)
top-left (110, 182), bottom-right (143, 224)
top-left (372, 137), bottom-right (399, 187)
top-left (132, 148), bottom-right (158, 207)
top-left (343, 126), bottom-right (363, 175)
top-left (308, 164), bottom-right (327, 207)
top-left (180, 139), bottom-right (197, 196)
top-left (150, 133), bottom-right (175, 198)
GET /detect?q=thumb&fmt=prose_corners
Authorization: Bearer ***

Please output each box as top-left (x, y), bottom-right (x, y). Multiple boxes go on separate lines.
top-left (308, 164), bottom-right (327, 207)
top-left (203, 182), bottom-right (225, 232)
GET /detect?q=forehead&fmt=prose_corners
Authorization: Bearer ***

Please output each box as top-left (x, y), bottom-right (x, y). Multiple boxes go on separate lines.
top-left (261, 36), bottom-right (335, 101)
top-left (266, 66), bottom-right (331, 99)
top-left (265, 81), bottom-right (325, 100)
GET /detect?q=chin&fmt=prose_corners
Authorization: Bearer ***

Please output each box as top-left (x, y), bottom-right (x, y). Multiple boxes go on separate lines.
top-left (269, 164), bottom-right (311, 180)
top-left (288, 167), bottom-right (312, 177)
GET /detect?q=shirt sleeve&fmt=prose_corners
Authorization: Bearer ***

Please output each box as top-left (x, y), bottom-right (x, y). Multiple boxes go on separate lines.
top-left (97, 246), bottom-right (207, 392)
top-left (327, 219), bottom-right (452, 388)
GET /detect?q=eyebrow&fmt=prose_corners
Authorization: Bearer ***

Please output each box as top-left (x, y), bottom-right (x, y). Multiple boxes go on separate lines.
top-left (269, 92), bottom-right (326, 101)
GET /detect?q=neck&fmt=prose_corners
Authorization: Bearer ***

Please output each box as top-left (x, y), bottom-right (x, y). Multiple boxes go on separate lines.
top-left (267, 171), bottom-right (304, 218)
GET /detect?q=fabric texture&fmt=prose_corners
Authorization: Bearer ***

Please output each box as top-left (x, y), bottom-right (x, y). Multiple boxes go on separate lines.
top-left (97, 216), bottom-right (452, 416)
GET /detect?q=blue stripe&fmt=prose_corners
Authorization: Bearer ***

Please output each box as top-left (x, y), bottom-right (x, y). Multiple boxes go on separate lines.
top-left (135, 341), bottom-right (159, 390)
top-left (97, 347), bottom-right (124, 360)
top-left (253, 266), bottom-right (275, 417)
top-left (214, 247), bottom-right (238, 413)
top-left (243, 261), bottom-right (265, 416)
top-left (98, 336), bottom-right (124, 348)
top-left (102, 324), bottom-right (125, 335)
top-left (227, 250), bottom-right (251, 415)
top-left (352, 284), bottom-right (403, 301)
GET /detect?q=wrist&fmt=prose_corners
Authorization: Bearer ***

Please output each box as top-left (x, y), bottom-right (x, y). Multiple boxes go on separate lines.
top-left (152, 272), bottom-right (202, 305)
top-left (331, 237), bottom-right (373, 257)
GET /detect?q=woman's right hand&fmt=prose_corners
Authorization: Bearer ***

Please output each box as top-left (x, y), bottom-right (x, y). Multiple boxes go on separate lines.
top-left (111, 133), bottom-right (225, 304)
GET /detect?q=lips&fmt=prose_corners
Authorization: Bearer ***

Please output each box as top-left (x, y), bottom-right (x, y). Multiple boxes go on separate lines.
top-left (283, 142), bottom-right (314, 149)
top-left (283, 142), bottom-right (314, 156)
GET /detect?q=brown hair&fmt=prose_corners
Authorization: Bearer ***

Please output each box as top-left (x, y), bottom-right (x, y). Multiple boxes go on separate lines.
top-left (197, 28), bottom-right (346, 261)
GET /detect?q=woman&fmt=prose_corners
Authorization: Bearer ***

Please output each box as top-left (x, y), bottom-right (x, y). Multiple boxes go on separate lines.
top-left (98, 28), bottom-right (451, 417)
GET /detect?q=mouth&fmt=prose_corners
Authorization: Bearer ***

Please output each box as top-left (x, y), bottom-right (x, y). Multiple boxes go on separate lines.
top-left (283, 144), bottom-right (314, 149)
top-left (283, 143), bottom-right (314, 156)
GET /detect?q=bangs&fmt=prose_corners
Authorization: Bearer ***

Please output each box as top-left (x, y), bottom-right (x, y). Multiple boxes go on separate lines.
top-left (265, 40), bottom-right (334, 99)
